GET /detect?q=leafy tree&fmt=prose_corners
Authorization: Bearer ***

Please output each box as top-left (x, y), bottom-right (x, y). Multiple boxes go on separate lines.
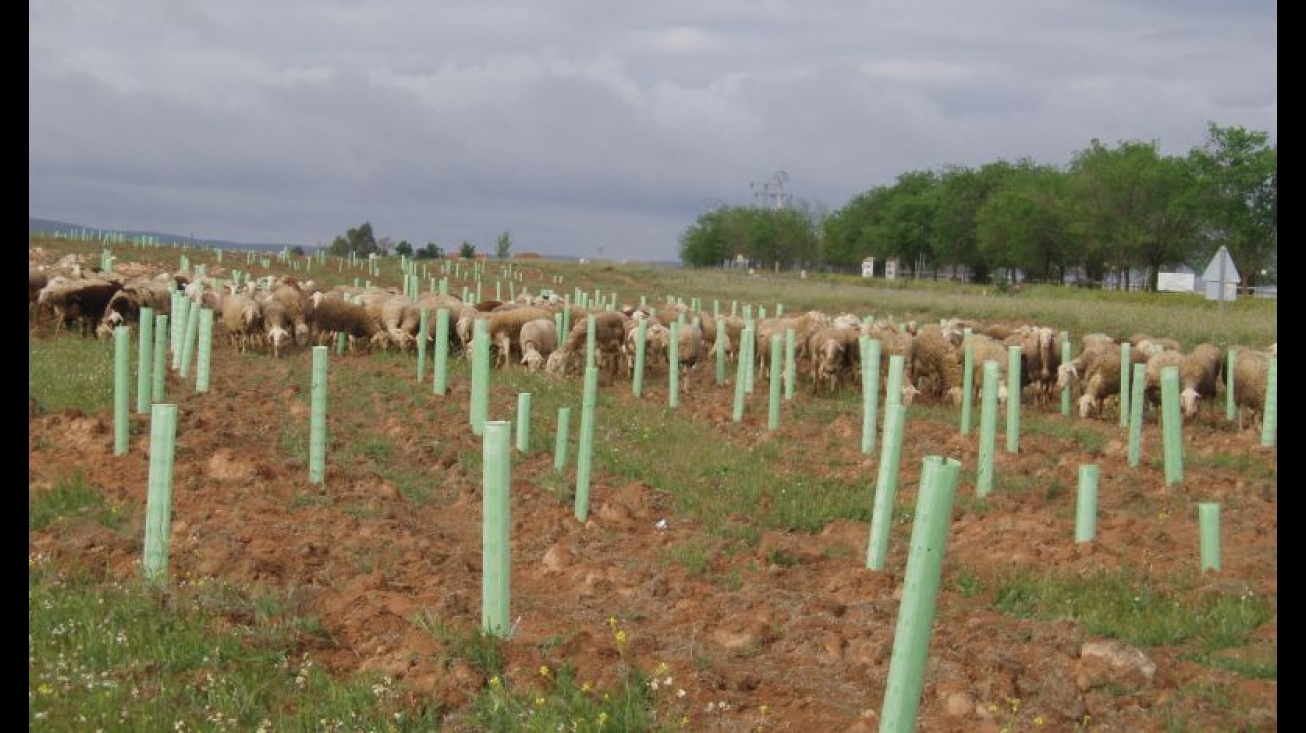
top-left (679, 208), bottom-right (736, 267)
top-left (876, 170), bottom-right (941, 277)
top-left (459, 241), bottom-right (477, 259)
top-left (930, 161), bottom-right (1024, 282)
top-left (1070, 139), bottom-right (1201, 290)
top-left (1187, 123), bottom-right (1277, 287)
top-left (289, 245), bottom-right (306, 257)
top-left (416, 242), bottom-right (444, 260)
top-left (327, 221), bottom-right (380, 258)
top-left (495, 230), bottom-right (513, 259)
top-left (977, 163), bottom-right (1079, 283)
top-left (394, 240), bottom-right (414, 258)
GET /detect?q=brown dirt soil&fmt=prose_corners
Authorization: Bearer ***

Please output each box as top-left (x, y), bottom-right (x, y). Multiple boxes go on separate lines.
top-left (28, 253), bottom-right (1277, 732)
top-left (29, 337), bottom-right (1278, 732)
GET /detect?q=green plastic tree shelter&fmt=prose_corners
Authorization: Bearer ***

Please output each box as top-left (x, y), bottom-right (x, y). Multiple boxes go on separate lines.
top-left (152, 314), bottom-right (169, 403)
top-left (416, 308), bottom-right (430, 382)
top-left (178, 300), bottom-right (202, 379)
top-left (959, 341), bottom-right (974, 435)
top-left (1127, 363), bottom-right (1146, 468)
top-left (860, 337), bottom-right (881, 455)
top-left (669, 321), bottom-right (680, 409)
top-left (1059, 332), bottom-right (1072, 417)
top-left (866, 402), bottom-right (908, 570)
top-left (574, 365), bottom-right (599, 522)
top-left (878, 455), bottom-right (961, 733)
top-left (142, 403), bottom-right (179, 584)
top-left (632, 318), bottom-right (648, 398)
top-left (170, 293), bottom-right (187, 366)
top-left (1225, 349), bottom-right (1238, 421)
top-left (470, 319), bottom-right (491, 436)
top-left (885, 354), bottom-right (905, 408)
top-left (1006, 345), bottom-right (1021, 454)
top-left (732, 327), bottom-right (753, 422)
top-left (482, 420), bottom-right (512, 636)
top-left (1260, 357), bottom-right (1277, 447)
top-left (1160, 366), bottom-right (1183, 486)
top-left (784, 327), bottom-right (797, 400)
top-left (433, 308), bottom-right (451, 396)
top-left (136, 306), bottom-right (154, 414)
top-left (975, 360), bottom-right (1001, 497)
top-left (195, 308), bottom-right (214, 393)
top-left (1075, 464), bottom-right (1099, 543)
top-left (1118, 342), bottom-right (1133, 428)
top-left (714, 319), bottom-right (726, 386)
top-left (767, 333), bottom-right (782, 430)
top-left (553, 406), bottom-right (571, 471)
top-left (114, 326), bottom-right (131, 456)
top-left (516, 393), bottom-right (532, 453)
top-left (1199, 502), bottom-right (1221, 572)
top-left (309, 346), bottom-right (329, 484)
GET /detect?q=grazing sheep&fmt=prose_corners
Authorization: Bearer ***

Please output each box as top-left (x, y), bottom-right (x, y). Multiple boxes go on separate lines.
top-left (519, 318), bottom-right (558, 371)
top-left (864, 322), bottom-right (914, 389)
top-left (909, 322), bottom-right (964, 403)
top-left (37, 277), bottom-right (124, 337)
top-left (1077, 347), bottom-right (1128, 419)
top-left (265, 277), bottom-right (313, 348)
top-left (548, 310), bottom-right (627, 381)
top-left (670, 321), bottom-right (706, 384)
top-left (257, 297), bottom-right (294, 358)
top-left (379, 294), bottom-right (425, 353)
top-left (29, 268), bottom-right (48, 309)
top-left (485, 306), bottom-right (555, 368)
top-left (1177, 343), bottom-right (1225, 418)
top-left (309, 297), bottom-right (383, 353)
top-left (755, 311), bottom-right (829, 382)
top-left (625, 320), bottom-right (670, 377)
top-left (714, 314), bottom-right (747, 362)
top-left (1230, 348), bottom-right (1273, 432)
top-left (956, 333), bottom-right (1011, 407)
top-left (221, 293), bottom-right (264, 353)
top-left (807, 325), bottom-right (860, 395)
top-left (95, 279), bottom-right (174, 339)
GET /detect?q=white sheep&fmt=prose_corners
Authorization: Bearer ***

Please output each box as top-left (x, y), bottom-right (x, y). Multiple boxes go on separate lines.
top-left (221, 292), bottom-right (264, 353)
top-left (519, 318), bottom-right (558, 371)
top-left (1230, 348), bottom-right (1273, 432)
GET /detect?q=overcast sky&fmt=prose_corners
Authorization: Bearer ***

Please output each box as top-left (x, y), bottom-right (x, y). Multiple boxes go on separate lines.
top-left (30, 1), bottom-right (1276, 262)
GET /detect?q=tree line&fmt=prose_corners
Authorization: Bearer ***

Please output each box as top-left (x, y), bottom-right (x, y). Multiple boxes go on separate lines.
top-left (327, 224), bottom-right (514, 262)
top-left (678, 123), bottom-right (1276, 290)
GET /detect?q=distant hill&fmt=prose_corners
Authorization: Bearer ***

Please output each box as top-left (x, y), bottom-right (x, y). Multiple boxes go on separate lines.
top-left (29, 218), bottom-right (317, 254)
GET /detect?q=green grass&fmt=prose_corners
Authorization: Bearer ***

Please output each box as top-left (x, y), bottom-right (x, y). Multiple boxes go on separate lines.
top-left (30, 473), bottom-right (127, 533)
top-left (30, 236), bottom-right (1278, 727)
top-left (29, 555), bottom-right (442, 731)
top-left (991, 568), bottom-right (1275, 656)
top-left (29, 332), bottom-right (123, 414)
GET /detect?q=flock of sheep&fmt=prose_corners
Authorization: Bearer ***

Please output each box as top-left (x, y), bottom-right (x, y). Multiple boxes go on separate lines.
top-left (29, 253), bottom-right (1275, 433)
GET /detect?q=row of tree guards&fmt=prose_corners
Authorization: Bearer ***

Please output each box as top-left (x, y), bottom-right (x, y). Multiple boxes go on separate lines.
top-left (110, 281), bottom-right (1273, 733)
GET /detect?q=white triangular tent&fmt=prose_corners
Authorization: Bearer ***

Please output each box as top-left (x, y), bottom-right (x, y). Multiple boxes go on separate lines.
top-left (1201, 246), bottom-right (1240, 302)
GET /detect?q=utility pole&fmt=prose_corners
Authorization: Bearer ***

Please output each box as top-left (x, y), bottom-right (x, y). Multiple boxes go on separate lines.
top-left (750, 170), bottom-right (791, 210)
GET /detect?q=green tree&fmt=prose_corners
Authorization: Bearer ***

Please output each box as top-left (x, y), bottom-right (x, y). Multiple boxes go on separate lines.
top-left (679, 208), bottom-right (735, 267)
top-left (1187, 123), bottom-right (1277, 288)
top-left (417, 242), bottom-right (444, 260)
top-left (977, 163), bottom-right (1081, 283)
top-left (1070, 139), bottom-right (1201, 290)
top-left (289, 245), bottom-right (306, 257)
top-left (877, 170), bottom-right (941, 277)
top-left (930, 161), bottom-right (1024, 282)
top-left (495, 230), bottom-right (513, 259)
top-left (394, 240), bottom-right (414, 258)
top-left (459, 241), bottom-right (477, 259)
top-left (326, 221), bottom-right (380, 258)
